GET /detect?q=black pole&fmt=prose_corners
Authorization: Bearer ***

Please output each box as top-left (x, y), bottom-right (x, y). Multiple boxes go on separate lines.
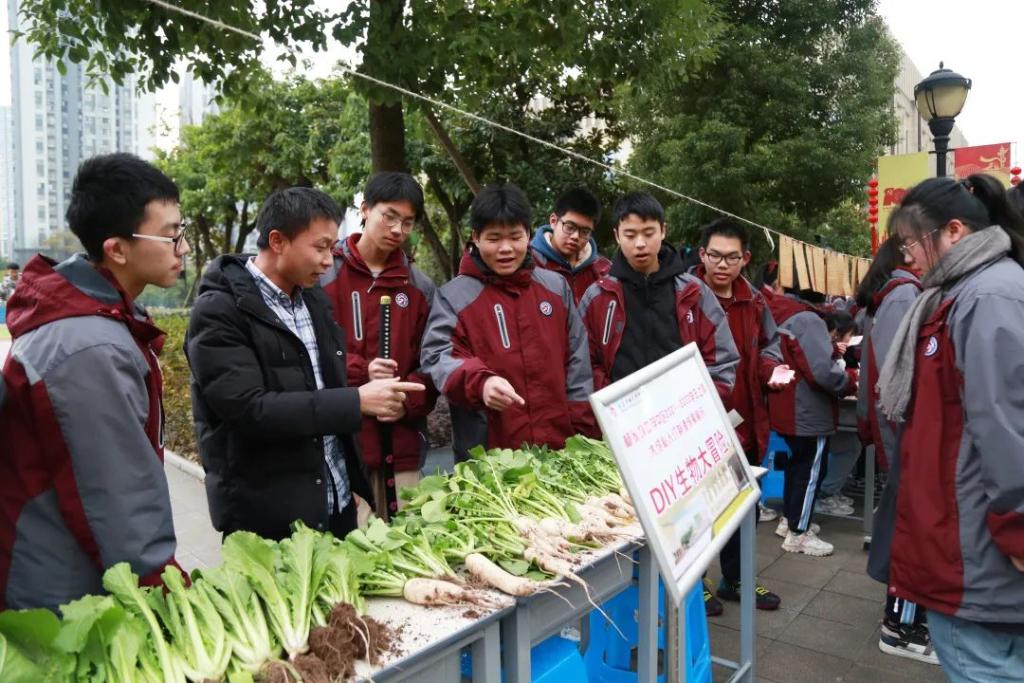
top-left (928, 117), bottom-right (955, 178)
top-left (378, 295), bottom-right (398, 521)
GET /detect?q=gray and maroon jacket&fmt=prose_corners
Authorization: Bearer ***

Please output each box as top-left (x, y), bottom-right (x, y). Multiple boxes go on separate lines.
top-left (0, 254), bottom-right (179, 611)
top-left (766, 295), bottom-right (856, 436)
top-left (890, 256), bottom-right (1024, 623)
top-left (420, 249), bottom-right (598, 461)
top-left (856, 269), bottom-right (921, 468)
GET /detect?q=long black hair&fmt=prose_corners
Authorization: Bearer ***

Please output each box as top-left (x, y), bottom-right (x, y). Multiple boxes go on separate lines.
top-left (888, 173), bottom-right (1024, 266)
top-left (855, 238), bottom-right (904, 310)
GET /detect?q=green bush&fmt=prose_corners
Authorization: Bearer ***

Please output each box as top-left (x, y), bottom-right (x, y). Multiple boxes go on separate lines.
top-left (154, 313), bottom-right (199, 463)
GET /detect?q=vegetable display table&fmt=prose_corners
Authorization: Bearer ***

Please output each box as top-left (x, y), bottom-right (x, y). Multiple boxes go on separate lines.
top-left (359, 597), bottom-right (513, 682)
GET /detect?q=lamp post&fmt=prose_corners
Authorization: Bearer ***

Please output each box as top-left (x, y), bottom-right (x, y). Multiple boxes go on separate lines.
top-left (914, 63), bottom-right (971, 177)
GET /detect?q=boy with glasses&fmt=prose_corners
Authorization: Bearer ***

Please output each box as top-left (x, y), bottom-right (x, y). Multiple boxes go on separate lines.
top-left (320, 172), bottom-right (438, 518)
top-left (694, 218), bottom-right (790, 615)
top-left (0, 153), bottom-right (188, 610)
top-left (529, 188), bottom-right (611, 303)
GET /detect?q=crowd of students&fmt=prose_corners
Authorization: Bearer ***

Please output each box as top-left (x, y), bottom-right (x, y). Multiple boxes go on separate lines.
top-left (1, 151), bottom-right (1022, 682)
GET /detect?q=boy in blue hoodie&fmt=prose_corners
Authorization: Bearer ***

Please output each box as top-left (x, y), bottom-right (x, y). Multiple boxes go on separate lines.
top-left (529, 188), bottom-right (610, 303)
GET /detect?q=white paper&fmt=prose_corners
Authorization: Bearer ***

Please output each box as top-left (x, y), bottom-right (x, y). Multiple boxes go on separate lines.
top-left (769, 366), bottom-right (796, 385)
top-left (848, 335), bottom-right (864, 346)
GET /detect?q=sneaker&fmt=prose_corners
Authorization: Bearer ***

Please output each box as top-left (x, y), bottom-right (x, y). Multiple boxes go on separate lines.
top-left (815, 495), bottom-right (854, 516)
top-left (758, 503), bottom-right (779, 522)
top-left (703, 579), bottom-right (723, 617)
top-left (781, 530), bottom-right (834, 556)
top-left (835, 493), bottom-right (855, 507)
top-left (717, 578), bottom-right (781, 611)
top-left (775, 517), bottom-right (820, 538)
top-left (879, 620), bottom-right (940, 665)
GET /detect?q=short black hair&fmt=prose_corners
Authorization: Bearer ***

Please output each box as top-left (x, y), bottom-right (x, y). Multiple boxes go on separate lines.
top-left (255, 187), bottom-right (342, 249)
top-left (825, 310), bottom-right (857, 336)
top-left (554, 188), bottom-right (601, 224)
top-left (363, 172), bottom-right (425, 219)
top-left (470, 183), bottom-right (532, 234)
top-left (612, 191), bottom-right (664, 227)
top-left (699, 217), bottom-right (749, 251)
top-left (66, 153), bottom-right (180, 261)
top-left (6, 263), bottom-right (18, 270)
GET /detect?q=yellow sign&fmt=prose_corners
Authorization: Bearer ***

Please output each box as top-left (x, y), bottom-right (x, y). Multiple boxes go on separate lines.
top-left (877, 152), bottom-right (931, 237)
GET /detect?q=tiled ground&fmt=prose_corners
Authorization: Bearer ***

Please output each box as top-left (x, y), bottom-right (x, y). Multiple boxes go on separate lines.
top-left (165, 457), bottom-right (948, 682)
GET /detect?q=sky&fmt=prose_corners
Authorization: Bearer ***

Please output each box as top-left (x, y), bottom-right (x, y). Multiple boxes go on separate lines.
top-left (0, 1), bottom-right (1021, 164)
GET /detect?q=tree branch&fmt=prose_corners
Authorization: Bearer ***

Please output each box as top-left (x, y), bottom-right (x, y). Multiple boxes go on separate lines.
top-left (422, 107), bottom-right (481, 195)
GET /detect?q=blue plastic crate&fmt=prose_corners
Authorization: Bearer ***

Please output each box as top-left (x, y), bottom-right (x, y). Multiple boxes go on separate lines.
top-left (583, 580), bottom-right (710, 683)
top-left (460, 632), bottom-right (587, 682)
top-left (759, 432), bottom-right (791, 504)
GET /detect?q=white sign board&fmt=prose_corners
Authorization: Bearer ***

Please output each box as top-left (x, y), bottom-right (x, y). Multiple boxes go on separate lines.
top-left (590, 343), bottom-right (760, 606)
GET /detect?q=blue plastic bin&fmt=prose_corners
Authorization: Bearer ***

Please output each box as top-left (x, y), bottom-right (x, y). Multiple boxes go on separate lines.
top-left (460, 632), bottom-right (587, 681)
top-left (759, 432), bottom-right (791, 504)
top-left (583, 580), bottom-right (710, 683)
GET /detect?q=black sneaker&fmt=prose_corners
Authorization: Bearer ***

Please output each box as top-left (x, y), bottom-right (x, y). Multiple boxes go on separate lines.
top-left (704, 580), bottom-right (723, 617)
top-left (717, 578), bottom-right (781, 611)
top-left (879, 619), bottom-right (940, 665)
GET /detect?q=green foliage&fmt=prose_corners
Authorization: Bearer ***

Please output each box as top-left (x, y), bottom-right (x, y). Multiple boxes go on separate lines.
top-left (625, 0), bottom-right (898, 261)
top-left (153, 313), bottom-right (196, 461)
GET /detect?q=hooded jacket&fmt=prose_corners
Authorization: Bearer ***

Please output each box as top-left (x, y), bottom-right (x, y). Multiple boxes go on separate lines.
top-left (529, 224), bottom-right (612, 303)
top-left (766, 294), bottom-right (856, 436)
top-left (889, 257), bottom-right (1024, 623)
top-left (319, 235), bottom-right (438, 472)
top-left (186, 255), bottom-right (372, 540)
top-left (578, 246), bottom-right (739, 399)
top-left (693, 265), bottom-right (782, 462)
top-left (420, 248), bottom-right (597, 461)
top-left (0, 254), bottom-right (178, 611)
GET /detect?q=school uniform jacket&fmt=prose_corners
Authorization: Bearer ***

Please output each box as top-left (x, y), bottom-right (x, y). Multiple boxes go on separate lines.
top-left (693, 266), bottom-right (782, 461)
top-left (577, 263), bottom-right (739, 400)
top-left (890, 256), bottom-right (1024, 623)
top-left (529, 225), bottom-right (612, 304)
top-left (420, 249), bottom-right (597, 461)
top-left (766, 295), bottom-right (856, 437)
top-left (320, 235), bottom-right (438, 472)
top-left (0, 254), bottom-right (179, 611)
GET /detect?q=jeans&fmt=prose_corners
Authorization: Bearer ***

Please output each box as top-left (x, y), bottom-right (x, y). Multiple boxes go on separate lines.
top-left (928, 611), bottom-right (1024, 683)
top-left (820, 430), bottom-right (860, 498)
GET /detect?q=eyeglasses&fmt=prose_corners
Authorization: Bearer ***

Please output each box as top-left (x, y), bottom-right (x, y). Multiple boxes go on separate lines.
top-left (704, 250), bottom-right (744, 266)
top-left (559, 219), bottom-right (593, 240)
top-left (132, 227), bottom-right (189, 255)
top-left (898, 227), bottom-right (941, 256)
top-left (376, 207), bottom-right (417, 233)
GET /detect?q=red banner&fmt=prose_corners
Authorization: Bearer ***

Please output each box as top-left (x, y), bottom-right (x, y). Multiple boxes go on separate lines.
top-left (955, 143), bottom-right (1013, 186)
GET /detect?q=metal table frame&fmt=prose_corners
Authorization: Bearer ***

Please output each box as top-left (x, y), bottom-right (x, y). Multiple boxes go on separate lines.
top-left (372, 604), bottom-right (508, 683)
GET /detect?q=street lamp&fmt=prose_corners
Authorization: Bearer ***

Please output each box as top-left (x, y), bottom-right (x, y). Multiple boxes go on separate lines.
top-left (914, 62), bottom-right (971, 177)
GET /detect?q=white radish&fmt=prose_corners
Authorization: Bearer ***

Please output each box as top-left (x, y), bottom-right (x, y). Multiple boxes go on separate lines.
top-left (579, 502), bottom-right (630, 528)
top-left (402, 578), bottom-right (505, 609)
top-left (619, 487), bottom-right (634, 506)
top-left (465, 553), bottom-right (553, 597)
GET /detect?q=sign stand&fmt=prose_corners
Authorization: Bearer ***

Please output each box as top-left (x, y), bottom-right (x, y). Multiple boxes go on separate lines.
top-left (590, 344), bottom-right (758, 682)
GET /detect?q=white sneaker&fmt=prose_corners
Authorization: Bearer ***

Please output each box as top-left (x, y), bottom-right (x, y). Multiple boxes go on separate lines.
top-left (782, 530), bottom-right (834, 556)
top-left (835, 493), bottom-right (855, 507)
top-left (815, 495), bottom-right (854, 516)
top-left (775, 517), bottom-right (820, 538)
top-left (758, 504), bottom-right (779, 522)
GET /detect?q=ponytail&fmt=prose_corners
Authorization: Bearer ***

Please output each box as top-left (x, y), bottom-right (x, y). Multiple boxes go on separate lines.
top-left (963, 173), bottom-right (1024, 266)
top-left (855, 238), bottom-right (902, 310)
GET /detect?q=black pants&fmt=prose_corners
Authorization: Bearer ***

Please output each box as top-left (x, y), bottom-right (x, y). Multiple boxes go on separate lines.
top-left (783, 435), bottom-right (830, 534)
top-left (327, 499), bottom-right (359, 538)
top-left (720, 503), bottom-right (761, 582)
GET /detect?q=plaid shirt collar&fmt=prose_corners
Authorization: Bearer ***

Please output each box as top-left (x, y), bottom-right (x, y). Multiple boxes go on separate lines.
top-left (245, 258), bottom-right (303, 308)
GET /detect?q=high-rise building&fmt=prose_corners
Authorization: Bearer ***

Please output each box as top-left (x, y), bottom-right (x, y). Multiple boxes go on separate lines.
top-left (0, 105), bottom-right (14, 261)
top-left (179, 73), bottom-right (220, 130)
top-left (7, 0), bottom-right (149, 263)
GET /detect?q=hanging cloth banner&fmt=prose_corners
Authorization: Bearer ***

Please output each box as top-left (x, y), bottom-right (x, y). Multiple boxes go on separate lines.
top-left (793, 241), bottom-right (812, 290)
top-left (779, 236), bottom-right (795, 289)
top-left (809, 246), bottom-right (827, 293)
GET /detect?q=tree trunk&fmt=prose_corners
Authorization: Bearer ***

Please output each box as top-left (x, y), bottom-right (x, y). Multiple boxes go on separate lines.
top-left (423, 107), bottom-right (481, 194)
top-left (366, 0), bottom-right (407, 172)
top-left (233, 201), bottom-right (251, 253)
top-left (417, 211), bottom-right (453, 280)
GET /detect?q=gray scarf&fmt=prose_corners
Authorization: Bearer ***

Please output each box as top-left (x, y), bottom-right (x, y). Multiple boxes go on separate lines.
top-left (877, 226), bottom-right (1011, 422)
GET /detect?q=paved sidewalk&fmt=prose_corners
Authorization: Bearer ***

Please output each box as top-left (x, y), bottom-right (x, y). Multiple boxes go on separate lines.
top-left (166, 459), bottom-right (947, 682)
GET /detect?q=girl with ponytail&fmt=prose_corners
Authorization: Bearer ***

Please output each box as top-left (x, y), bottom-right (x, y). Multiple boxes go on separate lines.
top-left (877, 173), bottom-right (1024, 680)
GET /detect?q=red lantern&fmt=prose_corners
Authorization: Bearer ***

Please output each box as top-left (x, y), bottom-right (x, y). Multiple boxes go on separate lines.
top-left (868, 178), bottom-right (879, 188)
top-left (1011, 166), bottom-right (1022, 186)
